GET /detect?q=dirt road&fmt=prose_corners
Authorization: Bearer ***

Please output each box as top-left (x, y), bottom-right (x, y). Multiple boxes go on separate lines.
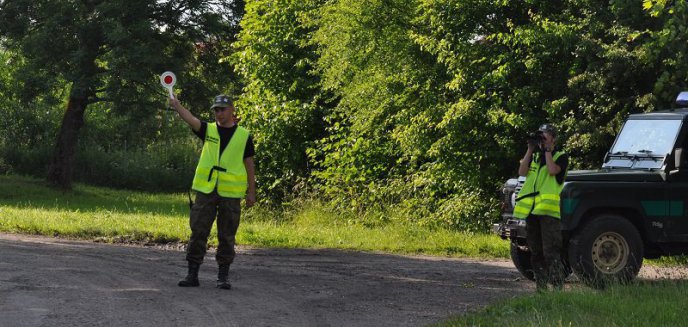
top-left (3, 233), bottom-right (686, 327)
top-left (0, 233), bottom-right (535, 327)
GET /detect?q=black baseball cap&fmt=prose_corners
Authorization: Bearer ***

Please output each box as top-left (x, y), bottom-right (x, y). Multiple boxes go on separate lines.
top-left (538, 123), bottom-right (557, 137)
top-left (210, 94), bottom-right (234, 109)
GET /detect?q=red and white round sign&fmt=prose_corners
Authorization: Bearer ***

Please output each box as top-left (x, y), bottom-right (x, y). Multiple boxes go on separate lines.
top-left (159, 71), bottom-right (176, 99)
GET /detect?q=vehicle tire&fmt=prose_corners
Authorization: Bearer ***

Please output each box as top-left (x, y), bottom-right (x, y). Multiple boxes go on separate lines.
top-left (511, 242), bottom-right (572, 282)
top-left (567, 214), bottom-right (643, 288)
top-left (510, 242), bottom-right (535, 281)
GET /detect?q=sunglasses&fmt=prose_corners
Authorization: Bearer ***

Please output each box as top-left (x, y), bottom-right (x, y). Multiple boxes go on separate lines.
top-left (213, 106), bottom-right (232, 112)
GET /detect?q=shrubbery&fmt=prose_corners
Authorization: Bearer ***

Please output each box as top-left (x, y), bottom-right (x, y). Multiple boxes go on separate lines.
top-left (4, 1), bottom-right (688, 233)
top-left (1, 140), bottom-right (199, 192)
top-left (73, 140), bottom-right (199, 192)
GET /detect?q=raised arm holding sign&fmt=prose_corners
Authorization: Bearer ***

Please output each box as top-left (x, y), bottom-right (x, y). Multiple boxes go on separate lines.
top-left (161, 71), bottom-right (201, 131)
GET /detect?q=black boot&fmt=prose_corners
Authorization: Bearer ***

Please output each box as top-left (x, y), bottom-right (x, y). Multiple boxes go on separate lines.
top-left (178, 261), bottom-right (200, 287)
top-left (216, 264), bottom-right (231, 290)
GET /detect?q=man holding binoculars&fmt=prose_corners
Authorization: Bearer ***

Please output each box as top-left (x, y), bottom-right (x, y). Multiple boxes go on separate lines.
top-left (514, 123), bottom-right (569, 291)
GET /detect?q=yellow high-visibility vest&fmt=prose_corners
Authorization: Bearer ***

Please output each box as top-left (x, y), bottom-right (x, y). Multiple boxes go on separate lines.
top-left (191, 123), bottom-right (249, 198)
top-left (513, 151), bottom-right (566, 219)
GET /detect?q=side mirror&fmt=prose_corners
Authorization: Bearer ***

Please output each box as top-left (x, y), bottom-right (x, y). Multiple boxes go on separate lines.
top-left (671, 148), bottom-right (684, 175)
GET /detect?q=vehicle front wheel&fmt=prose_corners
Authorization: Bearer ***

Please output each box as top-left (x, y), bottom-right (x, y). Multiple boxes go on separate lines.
top-left (510, 242), bottom-right (535, 281)
top-left (568, 214), bottom-right (643, 288)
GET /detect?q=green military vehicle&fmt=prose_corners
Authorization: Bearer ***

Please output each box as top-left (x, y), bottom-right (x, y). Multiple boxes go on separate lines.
top-left (495, 92), bottom-right (688, 287)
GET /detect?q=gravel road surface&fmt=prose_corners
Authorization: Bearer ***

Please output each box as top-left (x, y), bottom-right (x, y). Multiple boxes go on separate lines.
top-left (2, 233), bottom-right (685, 327)
top-left (0, 233), bottom-right (534, 327)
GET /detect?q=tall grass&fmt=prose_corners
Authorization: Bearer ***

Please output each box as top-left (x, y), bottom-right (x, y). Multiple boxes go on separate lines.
top-left (0, 174), bottom-right (509, 258)
top-left (0, 138), bottom-right (199, 192)
top-left (240, 201), bottom-right (506, 257)
top-left (73, 140), bottom-right (198, 192)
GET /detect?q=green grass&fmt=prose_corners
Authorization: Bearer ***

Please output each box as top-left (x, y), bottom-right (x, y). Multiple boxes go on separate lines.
top-left (0, 174), bottom-right (508, 258)
top-left (436, 280), bottom-right (688, 327)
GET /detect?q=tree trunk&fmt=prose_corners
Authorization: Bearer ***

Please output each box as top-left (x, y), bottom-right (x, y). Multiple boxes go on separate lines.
top-left (47, 96), bottom-right (88, 190)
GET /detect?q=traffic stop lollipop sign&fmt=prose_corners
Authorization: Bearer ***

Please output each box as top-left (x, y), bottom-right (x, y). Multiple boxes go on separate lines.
top-left (159, 71), bottom-right (176, 99)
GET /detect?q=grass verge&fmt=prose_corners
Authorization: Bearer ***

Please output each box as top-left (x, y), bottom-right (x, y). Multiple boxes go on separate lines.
top-left (436, 280), bottom-right (688, 326)
top-left (0, 174), bottom-right (508, 258)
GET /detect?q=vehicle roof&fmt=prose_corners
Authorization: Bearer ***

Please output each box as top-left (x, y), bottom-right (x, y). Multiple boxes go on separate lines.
top-left (628, 109), bottom-right (688, 120)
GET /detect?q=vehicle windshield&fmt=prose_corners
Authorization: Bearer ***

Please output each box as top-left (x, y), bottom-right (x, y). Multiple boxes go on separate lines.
top-left (611, 119), bottom-right (681, 155)
top-left (606, 119), bottom-right (682, 169)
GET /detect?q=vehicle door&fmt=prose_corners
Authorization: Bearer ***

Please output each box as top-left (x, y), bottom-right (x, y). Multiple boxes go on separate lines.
top-left (668, 138), bottom-right (688, 242)
top-left (616, 118), bottom-right (685, 242)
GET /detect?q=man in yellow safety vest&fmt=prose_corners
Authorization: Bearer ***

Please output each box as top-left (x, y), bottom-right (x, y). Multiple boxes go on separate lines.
top-left (170, 94), bottom-right (256, 290)
top-left (513, 123), bottom-right (568, 291)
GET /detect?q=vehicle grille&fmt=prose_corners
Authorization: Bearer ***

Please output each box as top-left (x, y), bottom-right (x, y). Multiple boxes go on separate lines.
top-left (502, 188), bottom-right (514, 211)
top-left (513, 181), bottom-right (524, 208)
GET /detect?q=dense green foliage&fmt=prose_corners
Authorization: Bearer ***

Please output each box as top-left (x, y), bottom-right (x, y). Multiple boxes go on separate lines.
top-left (3, 1), bottom-right (688, 230)
top-left (233, 0), bottom-right (688, 230)
top-left (233, 0), bottom-right (328, 204)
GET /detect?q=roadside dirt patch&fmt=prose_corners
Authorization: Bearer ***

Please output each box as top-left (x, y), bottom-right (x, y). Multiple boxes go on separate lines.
top-left (1, 233), bottom-right (686, 327)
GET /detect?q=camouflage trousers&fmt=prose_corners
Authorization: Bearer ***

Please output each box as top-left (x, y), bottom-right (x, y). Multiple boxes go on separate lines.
top-left (526, 214), bottom-right (565, 289)
top-left (185, 190), bottom-right (241, 266)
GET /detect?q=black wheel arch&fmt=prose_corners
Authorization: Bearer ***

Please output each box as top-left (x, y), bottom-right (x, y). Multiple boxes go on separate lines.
top-left (564, 207), bottom-right (647, 248)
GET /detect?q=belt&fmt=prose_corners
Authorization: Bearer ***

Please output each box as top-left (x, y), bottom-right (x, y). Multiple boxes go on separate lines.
top-left (207, 165), bottom-right (227, 182)
top-left (515, 191), bottom-right (539, 202)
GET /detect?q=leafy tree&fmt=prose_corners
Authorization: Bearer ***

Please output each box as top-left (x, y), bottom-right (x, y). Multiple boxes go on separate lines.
top-left (307, 0), bottom-right (688, 229)
top-left (233, 0), bottom-right (328, 204)
top-left (0, 0), bottom-right (242, 189)
top-left (643, 0), bottom-right (688, 102)
top-left (310, 0), bottom-right (502, 229)
top-left (309, 0), bottom-right (447, 209)
top-left (0, 46), bottom-right (65, 174)
top-left (413, 0), bottom-right (685, 176)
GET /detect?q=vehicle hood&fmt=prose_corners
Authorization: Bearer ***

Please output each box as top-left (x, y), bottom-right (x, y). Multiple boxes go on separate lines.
top-left (566, 169), bottom-right (664, 182)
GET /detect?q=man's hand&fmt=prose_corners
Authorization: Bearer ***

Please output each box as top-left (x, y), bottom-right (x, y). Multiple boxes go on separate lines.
top-left (168, 95), bottom-right (179, 110)
top-left (245, 191), bottom-right (256, 208)
top-left (244, 157), bottom-right (256, 208)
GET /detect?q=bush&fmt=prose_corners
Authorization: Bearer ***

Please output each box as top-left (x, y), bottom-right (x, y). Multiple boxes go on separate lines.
top-left (0, 137), bottom-right (200, 193)
top-left (0, 156), bottom-right (12, 175)
top-left (0, 143), bottom-right (52, 178)
top-left (73, 139), bottom-right (200, 192)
